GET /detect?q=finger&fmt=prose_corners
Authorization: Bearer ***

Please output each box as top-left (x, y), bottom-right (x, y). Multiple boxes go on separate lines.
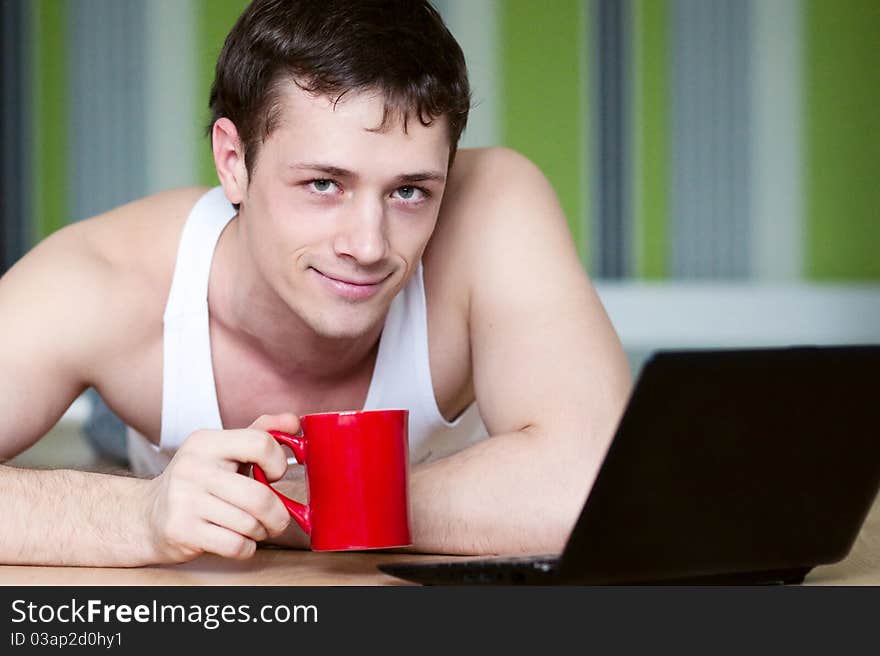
top-left (192, 428), bottom-right (289, 481)
top-left (201, 494), bottom-right (269, 543)
top-left (249, 412), bottom-right (301, 436)
top-left (196, 521), bottom-right (257, 560)
top-left (249, 414), bottom-right (303, 476)
top-left (206, 470), bottom-right (292, 538)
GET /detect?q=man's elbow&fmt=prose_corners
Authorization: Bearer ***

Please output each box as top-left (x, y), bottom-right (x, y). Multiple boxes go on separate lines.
top-left (522, 437), bottom-right (594, 554)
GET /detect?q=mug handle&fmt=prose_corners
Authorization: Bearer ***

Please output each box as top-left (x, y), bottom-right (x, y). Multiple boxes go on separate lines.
top-left (252, 429), bottom-right (311, 535)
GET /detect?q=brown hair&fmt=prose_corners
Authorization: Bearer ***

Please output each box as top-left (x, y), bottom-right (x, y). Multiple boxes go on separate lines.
top-left (208, 0), bottom-right (471, 179)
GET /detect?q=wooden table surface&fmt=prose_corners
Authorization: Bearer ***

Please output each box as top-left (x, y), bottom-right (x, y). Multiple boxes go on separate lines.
top-left (2, 493), bottom-right (878, 586)
top-left (0, 549), bottom-right (449, 586)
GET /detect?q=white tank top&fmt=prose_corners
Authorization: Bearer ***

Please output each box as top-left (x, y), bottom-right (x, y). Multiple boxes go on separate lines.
top-left (127, 187), bottom-right (487, 476)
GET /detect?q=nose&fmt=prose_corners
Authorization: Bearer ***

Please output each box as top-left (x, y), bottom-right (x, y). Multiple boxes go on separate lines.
top-left (333, 196), bottom-right (389, 266)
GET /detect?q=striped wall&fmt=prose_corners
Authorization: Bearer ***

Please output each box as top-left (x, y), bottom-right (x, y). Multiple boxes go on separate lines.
top-left (434, 0), bottom-right (500, 149)
top-left (195, 0), bottom-right (251, 186)
top-left (593, 0), bottom-right (630, 277)
top-left (1, 0), bottom-right (32, 269)
top-left (450, 0), bottom-right (879, 283)
top-left (69, 0), bottom-right (148, 222)
top-left (31, 0), bottom-right (68, 243)
top-left (145, 0), bottom-right (199, 196)
top-left (805, 0), bottom-right (880, 280)
top-left (1, 0), bottom-right (877, 283)
top-left (633, 0), bottom-right (669, 279)
top-left (498, 0), bottom-right (589, 265)
top-left (751, 0), bottom-right (803, 281)
top-left (670, 0), bottom-right (751, 280)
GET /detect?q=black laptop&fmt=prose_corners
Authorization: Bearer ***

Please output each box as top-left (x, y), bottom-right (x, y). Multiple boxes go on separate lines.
top-left (378, 345), bottom-right (880, 585)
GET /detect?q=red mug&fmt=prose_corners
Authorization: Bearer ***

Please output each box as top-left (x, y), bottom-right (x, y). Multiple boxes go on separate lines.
top-left (252, 409), bottom-right (412, 551)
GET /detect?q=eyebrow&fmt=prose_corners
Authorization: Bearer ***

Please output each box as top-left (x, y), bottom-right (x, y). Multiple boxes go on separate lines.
top-left (290, 162), bottom-right (446, 185)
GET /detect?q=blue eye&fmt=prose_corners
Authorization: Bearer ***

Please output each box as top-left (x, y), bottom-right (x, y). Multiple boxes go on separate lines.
top-left (393, 186), bottom-right (428, 202)
top-left (312, 179), bottom-right (334, 192)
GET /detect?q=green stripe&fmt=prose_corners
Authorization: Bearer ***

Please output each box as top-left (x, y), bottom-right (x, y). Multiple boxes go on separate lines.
top-left (195, 0), bottom-right (250, 187)
top-left (31, 0), bottom-right (68, 242)
top-left (805, 0), bottom-right (880, 280)
top-left (634, 0), bottom-right (669, 280)
top-left (499, 1), bottom-right (589, 266)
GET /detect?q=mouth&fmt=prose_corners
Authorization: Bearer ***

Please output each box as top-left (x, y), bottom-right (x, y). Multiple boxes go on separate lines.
top-left (309, 267), bottom-right (390, 301)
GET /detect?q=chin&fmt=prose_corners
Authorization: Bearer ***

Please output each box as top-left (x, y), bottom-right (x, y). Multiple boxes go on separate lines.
top-left (306, 306), bottom-right (385, 341)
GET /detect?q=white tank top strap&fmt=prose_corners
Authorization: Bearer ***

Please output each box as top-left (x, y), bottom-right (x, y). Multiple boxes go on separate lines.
top-left (160, 187), bottom-right (236, 449)
top-left (365, 262), bottom-right (486, 464)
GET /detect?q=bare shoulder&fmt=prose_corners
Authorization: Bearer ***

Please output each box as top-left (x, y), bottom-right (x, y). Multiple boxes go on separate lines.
top-left (445, 146), bottom-right (560, 214)
top-left (422, 147), bottom-right (580, 418)
top-left (425, 146), bottom-right (580, 296)
top-left (0, 186), bottom-right (210, 376)
top-left (430, 148), bottom-right (630, 452)
top-left (450, 145), bottom-right (552, 185)
top-left (79, 186), bottom-right (210, 278)
top-left (25, 186), bottom-right (208, 293)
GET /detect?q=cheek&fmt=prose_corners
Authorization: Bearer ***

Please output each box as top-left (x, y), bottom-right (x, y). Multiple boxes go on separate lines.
top-left (256, 193), bottom-right (325, 246)
top-left (391, 231), bottom-right (434, 278)
top-left (403, 214), bottom-right (439, 255)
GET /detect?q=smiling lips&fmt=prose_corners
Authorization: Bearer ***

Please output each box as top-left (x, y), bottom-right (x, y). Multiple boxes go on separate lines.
top-left (310, 267), bottom-right (389, 301)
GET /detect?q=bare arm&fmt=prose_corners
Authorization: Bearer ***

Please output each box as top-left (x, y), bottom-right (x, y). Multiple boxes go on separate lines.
top-left (0, 423), bottom-right (294, 566)
top-left (0, 226), bottom-right (158, 564)
top-left (0, 228), bottom-right (94, 461)
top-left (0, 199), bottom-right (292, 566)
top-left (0, 465), bottom-right (157, 565)
top-left (406, 148), bottom-right (632, 555)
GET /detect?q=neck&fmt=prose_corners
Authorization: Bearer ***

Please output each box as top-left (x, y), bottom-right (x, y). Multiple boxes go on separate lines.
top-left (208, 218), bottom-right (384, 383)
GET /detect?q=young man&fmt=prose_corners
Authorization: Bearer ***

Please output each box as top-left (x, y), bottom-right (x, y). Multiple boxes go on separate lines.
top-left (0, 0), bottom-right (630, 566)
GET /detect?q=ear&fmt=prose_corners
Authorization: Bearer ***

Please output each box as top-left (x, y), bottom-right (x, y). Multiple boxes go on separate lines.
top-left (212, 118), bottom-right (248, 205)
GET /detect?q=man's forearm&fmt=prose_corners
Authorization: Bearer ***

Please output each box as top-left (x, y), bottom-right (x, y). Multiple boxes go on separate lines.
top-left (263, 430), bottom-right (602, 556)
top-left (0, 465), bottom-right (159, 566)
top-left (405, 429), bottom-right (601, 556)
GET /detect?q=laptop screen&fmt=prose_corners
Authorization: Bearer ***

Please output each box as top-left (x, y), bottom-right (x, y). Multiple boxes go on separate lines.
top-left (556, 345), bottom-right (880, 585)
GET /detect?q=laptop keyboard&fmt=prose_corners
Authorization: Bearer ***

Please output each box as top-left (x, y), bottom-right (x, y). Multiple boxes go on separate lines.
top-left (380, 554), bottom-right (562, 585)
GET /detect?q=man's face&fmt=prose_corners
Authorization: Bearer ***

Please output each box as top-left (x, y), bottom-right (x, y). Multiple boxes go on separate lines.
top-left (238, 84), bottom-right (450, 341)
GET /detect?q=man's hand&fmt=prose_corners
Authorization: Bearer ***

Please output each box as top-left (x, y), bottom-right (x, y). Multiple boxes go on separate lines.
top-left (142, 413), bottom-right (299, 563)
